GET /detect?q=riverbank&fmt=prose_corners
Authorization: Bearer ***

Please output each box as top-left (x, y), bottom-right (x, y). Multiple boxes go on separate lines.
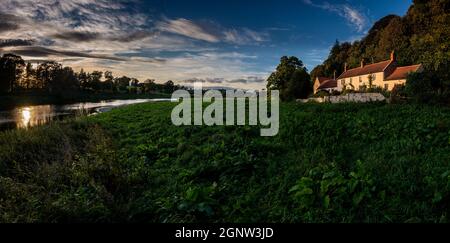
top-left (0, 92), bottom-right (172, 110)
top-left (1, 102), bottom-right (450, 223)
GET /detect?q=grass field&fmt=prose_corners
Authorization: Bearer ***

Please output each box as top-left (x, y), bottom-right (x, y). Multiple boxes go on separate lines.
top-left (1, 102), bottom-right (449, 223)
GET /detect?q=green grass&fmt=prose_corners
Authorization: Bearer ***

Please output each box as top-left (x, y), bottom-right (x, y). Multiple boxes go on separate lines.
top-left (1, 102), bottom-right (450, 223)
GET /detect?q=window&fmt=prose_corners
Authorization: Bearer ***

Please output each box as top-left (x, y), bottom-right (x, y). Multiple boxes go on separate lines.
top-left (372, 74), bottom-right (376, 81)
top-left (359, 76), bottom-right (362, 82)
top-left (384, 84), bottom-right (389, 90)
top-left (341, 79), bottom-right (345, 85)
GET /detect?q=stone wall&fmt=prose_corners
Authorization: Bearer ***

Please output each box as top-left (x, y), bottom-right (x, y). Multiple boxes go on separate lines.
top-left (297, 93), bottom-right (386, 104)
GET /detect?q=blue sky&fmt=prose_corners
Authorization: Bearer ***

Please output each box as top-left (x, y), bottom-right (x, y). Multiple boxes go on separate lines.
top-left (0, 0), bottom-right (412, 89)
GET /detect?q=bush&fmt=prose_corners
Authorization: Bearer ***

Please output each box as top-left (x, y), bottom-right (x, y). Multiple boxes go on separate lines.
top-left (405, 71), bottom-right (449, 104)
top-left (313, 90), bottom-right (330, 98)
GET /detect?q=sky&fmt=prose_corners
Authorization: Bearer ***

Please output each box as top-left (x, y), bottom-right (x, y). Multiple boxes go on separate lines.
top-left (0, 0), bottom-right (412, 90)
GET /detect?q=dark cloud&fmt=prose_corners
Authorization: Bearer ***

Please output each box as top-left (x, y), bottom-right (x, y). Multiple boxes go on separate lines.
top-left (52, 30), bottom-right (158, 43)
top-left (0, 13), bottom-right (21, 33)
top-left (184, 77), bottom-right (265, 84)
top-left (228, 76), bottom-right (266, 83)
top-left (184, 78), bottom-right (207, 83)
top-left (3, 46), bottom-right (166, 63)
top-left (184, 78), bottom-right (224, 84)
top-left (52, 31), bottom-right (100, 42)
top-left (4, 46), bottom-right (127, 61)
top-left (112, 30), bottom-right (159, 42)
top-left (0, 39), bottom-right (35, 47)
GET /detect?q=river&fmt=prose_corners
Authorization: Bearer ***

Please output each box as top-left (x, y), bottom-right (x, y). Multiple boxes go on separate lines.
top-left (0, 99), bottom-right (174, 130)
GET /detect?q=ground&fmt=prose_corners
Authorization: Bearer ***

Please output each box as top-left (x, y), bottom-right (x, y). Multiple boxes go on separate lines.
top-left (0, 102), bottom-right (449, 223)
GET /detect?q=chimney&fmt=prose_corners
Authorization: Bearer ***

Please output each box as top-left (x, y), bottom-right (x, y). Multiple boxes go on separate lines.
top-left (360, 59), bottom-right (364, 68)
top-left (344, 63), bottom-right (347, 72)
top-left (333, 70), bottom-right (336, 80)
top-left (390, 50), bottom-right (396, 61)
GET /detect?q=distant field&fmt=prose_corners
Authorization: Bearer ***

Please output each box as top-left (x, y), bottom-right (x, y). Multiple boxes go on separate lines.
top-left (1, 102), bottom-right (449, 223)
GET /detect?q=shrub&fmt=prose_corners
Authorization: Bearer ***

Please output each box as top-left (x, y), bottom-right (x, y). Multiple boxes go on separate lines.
top-left (313, 90), bottom-right (330, 98)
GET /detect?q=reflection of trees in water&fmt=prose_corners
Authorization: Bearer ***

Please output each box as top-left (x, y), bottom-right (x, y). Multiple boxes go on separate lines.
top-left (0, 99), bottom-right (172, 130)
top-left (15, 105), bottom-right (54, 129)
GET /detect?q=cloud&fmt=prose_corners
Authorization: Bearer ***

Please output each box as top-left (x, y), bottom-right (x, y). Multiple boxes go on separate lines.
top-left (156, 18), bottom-right (268, 45)
top-left (223, 28), bottom-right (268, 45)
top-left (51, 30), bottom-right (158, 43)
top-left (0, 13), bottom-right (21, 33)
top-left (183, 76), bottom-right (265, 84)
top-left (302, 0), bottom-right (367, 32)
top-left (184, 78), bottom-right (224, 84)
top-left (2, 46), bottom-right (126, 61)
top-left (52, 31), bottom-right (101, 42)
top-left (228, 76), bottom-right (266, 84)
top-left (156, 18), bottom-right (221, 43)
top-left (0, 39), bottom-right (35, 47)
top-left (1, 46), bottom-right (165, 63)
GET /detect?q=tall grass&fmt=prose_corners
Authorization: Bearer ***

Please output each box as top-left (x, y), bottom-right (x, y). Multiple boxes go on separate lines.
top-left (0, 102), bottom-right (449, 222)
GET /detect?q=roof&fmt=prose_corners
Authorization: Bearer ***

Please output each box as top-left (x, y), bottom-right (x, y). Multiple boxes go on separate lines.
top-left (338, 60), bottom-right (392, 79)
top-left (316, 77), bottom-right (331, 84)
top-left (318, 79), bottom-right (337, 90)
top-left (385, 64), bottom-right (422, 81)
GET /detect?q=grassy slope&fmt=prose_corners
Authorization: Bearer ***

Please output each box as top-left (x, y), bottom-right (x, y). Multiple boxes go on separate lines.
top-left (0, 102), bottom-right (449, 223)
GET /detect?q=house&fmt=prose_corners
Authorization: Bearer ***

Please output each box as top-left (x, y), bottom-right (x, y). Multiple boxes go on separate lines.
top-left (314, 77), bottom-right (338, 93)
top-left (336, 51), bottom-right (422, 92)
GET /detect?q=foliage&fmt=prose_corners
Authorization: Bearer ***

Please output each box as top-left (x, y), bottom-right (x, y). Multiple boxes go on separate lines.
top-left (405, 71), bottom-right (450, 104)
top-left (1, 102), bottom-right (450, 223)
top-left (267, 56), bottom-right (312, 101)
top-left (0, 54), bottom-right (25, 94)
top-left (313, 90), bottom-right (330, 98)
top-left (0, 54), bottom-right (185, 96)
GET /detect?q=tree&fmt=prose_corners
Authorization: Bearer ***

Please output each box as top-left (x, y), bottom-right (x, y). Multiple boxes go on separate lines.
top-left (114, 76), bottom-right (131, 93)
top-left (164, 80), bottom-right (175, 93)
top-left (267, 56), bottom-right (311, 101)
top-left (23, 62), bottom-right (37, 90)
top-left (367, 74), bottom-right (374, 90)
top-left (142, 79), bottom-right (156, 93)
top-left (0, 54), bottom-right (25, 93)
top-left (104, 71), bottom-right (114, 92)
top-left (36, 61), bottom-right (62, 93)
top-left (310, 64), bottom-right (326, 81)
top-left (405, 71), bottom-right (442, 103)
top-left (54, 67), bottom-right (79, 93)
top-left (284, 68), bottom-right (312, 100)
top-left (88, 71), bottom-right (103, 92)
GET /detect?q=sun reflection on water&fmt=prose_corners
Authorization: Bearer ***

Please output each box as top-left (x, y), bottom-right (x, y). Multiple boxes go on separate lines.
top-left (21, 107), bottom-right (32, 128)
top-left (14, 105), bottom-right (53, 129)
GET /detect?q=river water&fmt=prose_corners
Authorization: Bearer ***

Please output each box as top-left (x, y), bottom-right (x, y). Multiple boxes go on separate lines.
top-left (0, 99), bottom-right (174, 130)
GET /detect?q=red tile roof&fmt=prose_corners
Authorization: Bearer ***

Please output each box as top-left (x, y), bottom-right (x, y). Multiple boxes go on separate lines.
top-left (338, 60), bottom-right (392, 79)
top-left (317, 77), bottom-right (331, 84)
top-left (385, 64), bottom-right (422, 81)
top-left (318, 79), bottom-right (337, 90)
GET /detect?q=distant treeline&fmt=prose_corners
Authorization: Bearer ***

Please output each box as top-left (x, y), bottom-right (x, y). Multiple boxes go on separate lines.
top-left (0, 54), bottom-right (185, 95)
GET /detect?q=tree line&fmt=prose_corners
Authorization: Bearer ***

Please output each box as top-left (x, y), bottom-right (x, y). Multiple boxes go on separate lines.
top-left (0, 53), bottom-right (183, 95)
